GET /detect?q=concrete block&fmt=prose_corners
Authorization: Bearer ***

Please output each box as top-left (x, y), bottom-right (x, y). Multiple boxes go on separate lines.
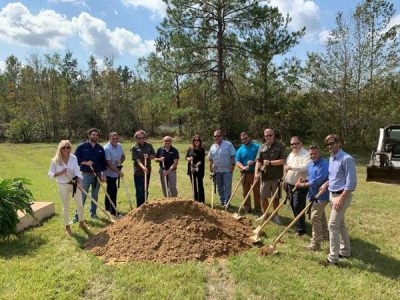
top-left (17, 202), bottom-right (55, 233)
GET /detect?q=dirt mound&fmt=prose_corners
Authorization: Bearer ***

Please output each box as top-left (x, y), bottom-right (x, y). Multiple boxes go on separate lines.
top-left (85, 198), bottom-right (254, 263)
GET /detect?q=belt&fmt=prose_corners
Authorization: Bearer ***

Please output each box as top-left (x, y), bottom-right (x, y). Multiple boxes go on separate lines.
top-left (82, 171), bottom-right (95, 175)
top-left (331, 190), bottom-right (344, 195)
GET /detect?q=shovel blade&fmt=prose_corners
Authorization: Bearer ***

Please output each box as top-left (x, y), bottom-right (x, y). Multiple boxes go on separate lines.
top-left (253, 226), bottom-right (262, 235)
top-left (232, 213), bottom-right (243, 220)
top-left (251, 234), bottom-right (261, 243)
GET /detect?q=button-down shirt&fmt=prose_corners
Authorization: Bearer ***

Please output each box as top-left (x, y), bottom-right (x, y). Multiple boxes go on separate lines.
top-left (75, 141), bottom-right (107, 173)
top-left (208, 140), bottom-right (236, 173)
top-left (104, 142), bottom-right (124, 178)
top-left (307, 158), bottom-right (329, 201)
top-left (285, 148), bottom-right (311, 185)
top-left (131, 142), bottom-right (156, 176)
top-left (48, 154), bottom-right (82, 184)
top-left (235, 141), bottom-right (260, 173)
top-left (328, 149), bottom-right (357, 192)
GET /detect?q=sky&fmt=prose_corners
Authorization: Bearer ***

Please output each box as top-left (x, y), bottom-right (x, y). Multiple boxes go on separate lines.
top-left (0, 0), bottom-right (399, 72)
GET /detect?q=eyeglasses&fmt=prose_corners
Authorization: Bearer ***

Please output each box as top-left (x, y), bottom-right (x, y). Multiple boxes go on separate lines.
top-left (326, 141), bottom-right (337, 147)
top-left (213, 135), bottom-right (221, 138)
top-left (61, 146), bottom-right (71, 149)
top-left (264, 134), bottom-right (273, 138)
top-left (290, 142), bottom-right (300, 146)
top-left (137, 137), bottom-right (145, 140)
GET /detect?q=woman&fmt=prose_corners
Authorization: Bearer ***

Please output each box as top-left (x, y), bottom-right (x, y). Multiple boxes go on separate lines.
top-left (48, 140), bottom-right (87, 236)
top-left (185, 135), bottom-right (205, 203)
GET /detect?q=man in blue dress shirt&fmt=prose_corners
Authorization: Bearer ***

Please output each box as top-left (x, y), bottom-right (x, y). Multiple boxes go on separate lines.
top-left (320, 134), bottom-right (357, 266)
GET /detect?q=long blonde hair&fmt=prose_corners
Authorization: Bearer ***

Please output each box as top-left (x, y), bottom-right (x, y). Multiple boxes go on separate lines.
top-left (52, 140), bottom-right (72, 165)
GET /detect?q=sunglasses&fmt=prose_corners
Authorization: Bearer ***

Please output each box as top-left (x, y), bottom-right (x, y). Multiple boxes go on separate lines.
top-left (61, 146), bottom-right (71, 149)
top-left (264, 134), bottom-right (273, 138)
top-left (241, 137), bottom-right (248, 141)
top-left (164, 140), bottom-right (172, 142)
top-left (137, 137), bottom-right (145, 140)
top-left (326, 141), bottom-right (337, 147)
top-left (193, 139), bottom-right (201, 142)
top-left (290, 142), bottom-right (300, 146)
top-left (214, 135), bottom-right (221, 138)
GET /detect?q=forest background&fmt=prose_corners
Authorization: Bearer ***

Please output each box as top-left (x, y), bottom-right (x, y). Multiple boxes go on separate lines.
top-left (0, 0), bottom-right (399, 149)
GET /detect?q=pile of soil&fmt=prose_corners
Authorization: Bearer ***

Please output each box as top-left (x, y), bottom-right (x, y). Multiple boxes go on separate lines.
top-left (85, 198), bottom-right (254, 263)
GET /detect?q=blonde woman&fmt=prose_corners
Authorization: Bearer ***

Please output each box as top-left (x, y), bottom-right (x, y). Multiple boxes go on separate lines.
top-left (48, 140), bottom-right (87, 236)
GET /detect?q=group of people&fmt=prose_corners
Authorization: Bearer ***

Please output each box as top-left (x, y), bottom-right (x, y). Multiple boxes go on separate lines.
top-left (48, 127), bottom-right (356, 266)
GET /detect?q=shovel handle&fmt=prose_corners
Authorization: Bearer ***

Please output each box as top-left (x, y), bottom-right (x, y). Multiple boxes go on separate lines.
top-left (79, 183), bottom-right (114, 222)
top-left (237, 176), bottom-right (260, 214)
top-left (225, 173), bottom-right (245, 208)
top-left (121, 177), bottom-right (133, 210)
top-left (90, 166), bottom-right (119, 215)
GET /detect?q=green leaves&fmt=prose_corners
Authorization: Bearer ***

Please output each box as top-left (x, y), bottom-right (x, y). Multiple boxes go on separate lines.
top-left (0, 178), bottom-right (34, 238)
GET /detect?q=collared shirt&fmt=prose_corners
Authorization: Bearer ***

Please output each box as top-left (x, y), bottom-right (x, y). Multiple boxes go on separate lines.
top-left (156, 146), bottom-right (179, 170)
top-left (131, 142), bottom-right (156, 176)
top-left (285, 148), bottom-right (311, 185)
top-left (328, 149), bottom-right (357, 192)
top-left (235, 141), bottom-right (260, 173)
top-left (307, 158), bottom-right (329, 201)
top-left (255, 141), bottom-right (287, 180)
top-left (74, 141), bottom-right (107, 173)
top-left (208, 140), bottom-right (236, 173)
top-left (48, 154), bottom-right (82, 184)
top-left (104, 142), bottom-right (124, 178)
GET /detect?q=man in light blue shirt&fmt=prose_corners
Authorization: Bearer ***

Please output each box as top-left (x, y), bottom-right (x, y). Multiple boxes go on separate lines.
top-left (208, 130), bottom-right (236, 206)
top-left (235, 132), bottom-right (260, 213)
top-left (104, 132), bottom-right (125, 216)
top-left (320, 134), bottom-right (357, 266)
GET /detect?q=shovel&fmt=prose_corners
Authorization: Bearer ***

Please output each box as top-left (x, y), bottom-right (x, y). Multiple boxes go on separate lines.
top-left (254, 190), bottom-right (323, 250)
top-left (210, 173), bottom-right (215, 208)
top-left (90, 165), bottom-right (121, 217)
top-left (121, 176), bottom-right (133, 210)
top-left (232, 175), bottom-right (260, 219)
top-left (224, 171), bottom-right (245, 211)
top-left (144, 157), bottom-right (148, 203)
top-left (162, 161), bottom-right (171, 198)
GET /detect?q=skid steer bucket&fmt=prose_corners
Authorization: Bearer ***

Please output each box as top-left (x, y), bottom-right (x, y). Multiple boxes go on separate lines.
top-left (367, 165), bottom-right (400, 184)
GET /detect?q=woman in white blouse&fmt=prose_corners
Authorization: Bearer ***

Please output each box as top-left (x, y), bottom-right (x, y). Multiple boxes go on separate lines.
top-left (48, 140), bottom-right (87, 236)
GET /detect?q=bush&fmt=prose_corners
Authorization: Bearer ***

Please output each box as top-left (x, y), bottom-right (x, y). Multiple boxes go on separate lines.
top-left (0, 178), bottom-right (34, 238)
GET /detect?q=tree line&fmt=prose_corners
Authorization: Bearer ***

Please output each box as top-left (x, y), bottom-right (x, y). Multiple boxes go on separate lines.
top-left (0, 0), bottom-right (399, 149)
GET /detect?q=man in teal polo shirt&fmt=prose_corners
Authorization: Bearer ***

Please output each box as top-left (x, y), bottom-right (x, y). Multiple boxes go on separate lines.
top-left (235, 132), bottom-right (261, 213)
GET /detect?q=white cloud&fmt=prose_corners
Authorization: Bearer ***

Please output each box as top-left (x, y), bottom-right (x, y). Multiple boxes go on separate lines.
top-left (0, 3), bottom-right (154, 58)
top-left (0, 2), bottom-right (75, 48)
top-left (268, 0), bottom-right (320, 40)
top-left (318, 29), bottom-right (330, 44)
top-left (387, 14), bottom-right (400, 32)
top-left (121, 0), bottom-right (167, 18)
top-left (0, 60), bottom-right (5, 72)
top-left (73, 12), bottom-right (155, 57)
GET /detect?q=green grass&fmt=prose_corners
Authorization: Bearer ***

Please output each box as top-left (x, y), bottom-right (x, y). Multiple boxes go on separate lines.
top-left (0, 141), bottom-right (399, 299)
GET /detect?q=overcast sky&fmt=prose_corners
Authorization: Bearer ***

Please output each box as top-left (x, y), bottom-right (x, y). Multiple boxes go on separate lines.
top-left (0, 0), bottom-right (399, 72)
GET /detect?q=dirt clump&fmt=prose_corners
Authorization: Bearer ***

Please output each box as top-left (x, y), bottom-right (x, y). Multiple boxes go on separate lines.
top-left (85, 198), bottom-right (254, 263)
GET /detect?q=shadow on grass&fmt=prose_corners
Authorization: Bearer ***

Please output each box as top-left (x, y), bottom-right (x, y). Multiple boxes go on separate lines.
top-left (0, 234), bottom-right (47, 258)
top-left (351, 237), bottom-right (400, 279)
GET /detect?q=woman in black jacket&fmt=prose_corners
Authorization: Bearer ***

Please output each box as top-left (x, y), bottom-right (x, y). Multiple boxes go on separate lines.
top-left (185, 135), bottom-right (205, 203)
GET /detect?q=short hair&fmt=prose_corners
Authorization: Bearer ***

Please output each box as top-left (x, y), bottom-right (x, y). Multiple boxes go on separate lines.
top-left (134, 130), bottom-right (146, 139)
top-left (325, 134), bottom-right (341, 144)
top-left (290, 135), bottom-right (302, 143)
top-left (240, 131), bottom-right (249, 137)
top-left (109, 132), bottom-right (118, 138)
top-left (88, 128), bottom-right (100, 135)
top-left (163, 136), bottom-right (172, 142)
top-left (308, 145), bottom-right (320, 151)
top-left (214, 129), bottom-right (223, 137)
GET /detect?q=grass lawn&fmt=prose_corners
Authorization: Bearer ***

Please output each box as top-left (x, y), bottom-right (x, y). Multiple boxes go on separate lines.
top-left (0, 141), bottom-right (399, 299)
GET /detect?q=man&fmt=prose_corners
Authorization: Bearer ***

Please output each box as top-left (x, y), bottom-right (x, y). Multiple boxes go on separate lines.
top-left (131, 130), bottom-right (155, 207)
top-left (295, 145), bottom-right (329, 250)
top-left (284, 136), bottom-right (311, 236)
top-left (320, 134), bottom-right (357, 266)
top-left (235, 132), bottom-right (261, 213)
top-left (155, 136), bottom-right (179, 197)
top-left (103, 132), bottom-right (125, 216)
top-left (255, 128), bottom-right (287, 224)
top-left (208, 130), bottom-right (236, 206)
top-left (73, 128), bottom-right (107, 221)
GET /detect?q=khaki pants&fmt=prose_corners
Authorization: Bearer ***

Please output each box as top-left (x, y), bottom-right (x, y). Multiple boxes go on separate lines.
top-left (260, 180), bottom-right (280, 212)
top-left (328, 193), bottom-right (352, 263)
top-left (242, 172), bottom-right (261, 211)
top-left (58, 183), bottom-right (84, 226)
top-left (310, 200), bottom-right (329, 247)
top-left (159, 169), bottom-right (178, 197)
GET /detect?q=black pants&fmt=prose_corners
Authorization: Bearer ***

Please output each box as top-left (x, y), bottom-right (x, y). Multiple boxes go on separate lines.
top-left (190, 173), bottom-right (205, 203)
top-left (288, 184), bottom-right (308, 234)
top-left (105, 176), bottom-right (118, 215)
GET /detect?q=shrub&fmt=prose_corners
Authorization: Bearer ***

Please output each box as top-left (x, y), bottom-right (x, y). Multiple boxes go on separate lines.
top-left (0, 178), bottom-right (34, 238)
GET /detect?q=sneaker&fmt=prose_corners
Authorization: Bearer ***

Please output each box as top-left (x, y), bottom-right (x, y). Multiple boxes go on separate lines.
top-left (272, 215), bottom-right (282, 225)
top-left (339, 254), bottom-right (351, 259)
top-left (320, 259), bottom-right (338, 267)
top-left (305, 244), bottom-right (321, 251)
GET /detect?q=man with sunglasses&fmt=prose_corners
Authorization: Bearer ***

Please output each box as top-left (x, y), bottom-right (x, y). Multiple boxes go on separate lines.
top-left (131, 130), bottom-right (155, 207)
top-left (235, 132), bottom-right (261, 213)
top-left (284, 136), bottom-right (311, 235)
top-left (208, 130), bottom-right (236, 206)
top-left (255, 128), bottom-right (287, 224)
top-left (319, 134), bottom-right (357, 266)
top-left (73, 128), bottom-right (107, 220)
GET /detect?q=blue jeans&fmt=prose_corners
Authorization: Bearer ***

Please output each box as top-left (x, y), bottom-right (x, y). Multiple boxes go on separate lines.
top-left (134, 174), bottom-right (150, 208)
top-left (215, 172), bottom-right (232, 205)
top-left (74, 173), bottom-right (100, 219)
